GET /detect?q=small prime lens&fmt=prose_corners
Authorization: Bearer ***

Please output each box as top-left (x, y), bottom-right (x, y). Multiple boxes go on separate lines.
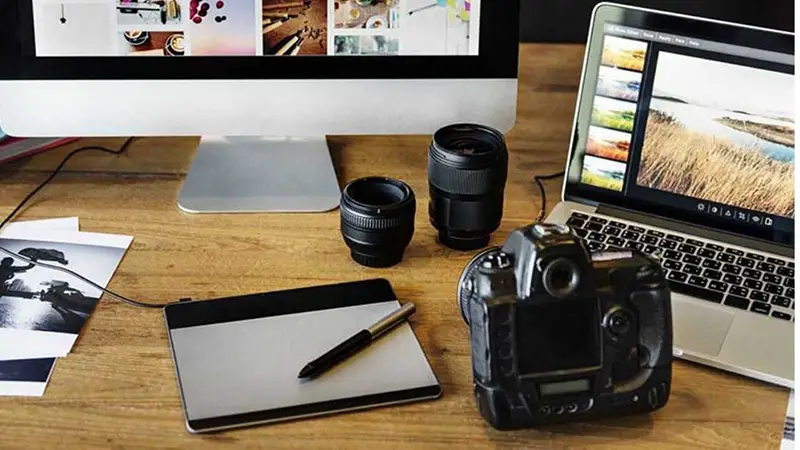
top-left (340, 177), bottom-right (416, 268)
top-left (428, 123), bottom-right (508, 250)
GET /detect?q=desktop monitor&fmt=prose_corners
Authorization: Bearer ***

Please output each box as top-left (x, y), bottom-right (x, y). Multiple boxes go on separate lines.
top-left (0, 0), bottom-right (520, 213)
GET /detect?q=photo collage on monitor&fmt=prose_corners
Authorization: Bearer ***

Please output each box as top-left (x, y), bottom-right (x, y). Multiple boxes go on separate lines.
top-left (30, 0), bottom-right (481, 57)
top-left (580, 35), bottom-right (648, 193)
top-left (636, 52), bottom-right (795, 220)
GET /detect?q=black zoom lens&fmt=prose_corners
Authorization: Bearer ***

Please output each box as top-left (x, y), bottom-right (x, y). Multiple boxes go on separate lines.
top-left (428, 124), bottom-right (508, 250)
top-left (340, 177), bottom-right (416, 268)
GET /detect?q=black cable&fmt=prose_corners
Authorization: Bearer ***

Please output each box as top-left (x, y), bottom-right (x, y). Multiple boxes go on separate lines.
top-left (534, 171), bottom-right (566, 223)
top-left (0, 137), bottom-right (174, 309)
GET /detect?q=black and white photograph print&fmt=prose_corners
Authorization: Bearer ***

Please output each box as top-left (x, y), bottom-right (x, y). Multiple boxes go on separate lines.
top-left (0, 231), bottom-right (132, 360)
top-left (0, 357), bottom-right (56, 397)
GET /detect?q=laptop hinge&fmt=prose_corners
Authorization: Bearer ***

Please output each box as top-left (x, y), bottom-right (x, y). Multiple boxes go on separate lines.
top-left (596, 204), bottom-right (793, 259)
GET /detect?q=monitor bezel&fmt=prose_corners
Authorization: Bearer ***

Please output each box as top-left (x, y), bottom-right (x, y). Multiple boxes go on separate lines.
top-left (0, 0), bottom-right (519, 80)
top-left (563, 3), bottom-right (795, 247)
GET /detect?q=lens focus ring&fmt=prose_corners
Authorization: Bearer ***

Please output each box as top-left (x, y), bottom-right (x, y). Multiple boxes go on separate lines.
top-left (339, 208), bottom-right (411, 231)
top-left (427, 160), bottom-right (506, 196)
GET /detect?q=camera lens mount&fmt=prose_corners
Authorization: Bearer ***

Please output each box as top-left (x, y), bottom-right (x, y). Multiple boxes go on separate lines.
top-left (542, 257), bottom-right (581, 299)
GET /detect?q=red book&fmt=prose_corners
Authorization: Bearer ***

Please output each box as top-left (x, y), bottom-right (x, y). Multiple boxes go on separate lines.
top-left (0, 137), bottom-right (78, 164)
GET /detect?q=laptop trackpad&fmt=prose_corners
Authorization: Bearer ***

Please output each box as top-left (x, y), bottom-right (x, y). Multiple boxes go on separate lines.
top-left (672, 298), bottom-right (735, 357)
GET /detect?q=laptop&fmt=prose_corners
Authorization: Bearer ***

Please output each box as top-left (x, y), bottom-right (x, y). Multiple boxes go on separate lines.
top-left (546, 3), bottom-right (795, 388)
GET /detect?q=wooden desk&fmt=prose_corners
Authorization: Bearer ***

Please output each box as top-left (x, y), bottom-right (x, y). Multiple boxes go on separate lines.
top-left (0, 44), bottom-right (789, 449)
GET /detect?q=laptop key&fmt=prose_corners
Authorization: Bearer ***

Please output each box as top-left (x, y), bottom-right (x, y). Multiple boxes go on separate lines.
top-left (625, 241), bottom-right (644, 251)
top-left (729, 286), bottom-right (749, 297)
top-left (721, 264), bottom-right (741, 275)
top-left (621, 231), bottom-right (640, 241)
top-left (606, 237), bottom-right (625, 247)
top-left (743, 279), bottom-right (763, 290)
top-left (683, 265), bottom-right (702, 276)
top-left (686, 239), bottom-right (704, 247)
top-left (658, 239), bottom-right (678, 250)
top-left (750, 291), bottom-right (770, 302)
top-left (737, 257), bottom-right (755, 268)
top-left (589, 216), bottom-right (608, 224)
top-left (588, 232), bottom-right (606, 242)
top-left (764, 284), bottom-right (783, 296)
top-left (585, 222), bottom-right (603, 232)
top-left (723, 274), bottom-right (743, 285)
top-left (767, 257), bottom-right (786, 266)
top-left (702, 259), bottom-right (722, 270)
top-left (628, 225), bottom-right (645, 233)
top-left (771, 296), bottom-right (792, 308)
top-left (667, 280), bottom-right (723, 303)
top-left (646, 229), bottom-right (665, 238)
top-left (687, 276), bottom-right (708, 288)
top-left (757, 262), bottom-right (776, 273)
top-left (783, 278), bottom-right (794, 288)
top-left (717, 253), bottom-right (736, 264)
top-left (667, 271), bottom-right (688, 283)
top-left (603, 226), bottom-right (621, 237)
top-left (723, 295), bottom-right (750, 310)
top-left (644, 245), bottom-right (658, 254)
top-left (725, 248), bottom-right (744, 256)
top-left (705, 243), bottom-right (724, 251)
top-left (786, 288), bottom-right (794, 298)
top-left (683, 255), bottom-right (702, 265)
top-left (697, 248), bottom-right (716, 259)
top-left (777, 266), bottom-right (794, 277)
top-left (678, 244), bottom-right (697, 254)
top-left (702, 269), bottom-right (722, 280)
top-left (762, 273), bottom-right (782, 285)
top-left (641, 235), bottom-right (659, 245)
top-left (570, 212), bottom-right (589, 220)
top-left (609, 220), bottom-right (627, 228)
top-left (746, 253), bottom-right (765, 262)
top-left (789, 262), bottom-right (794, 269)
top-left (772, 311), bottom-right (792, 321)
top-left (750, 302), bottom-right (770, 315)
top-left (566, 217), bottom-right (585, 228)
top-left (742, 268), bottom-right (762, 279)
top-left (663, 260), bottom-right (682, 271)
top-left (663, 250), bottom-right (681, 260)
top-left (587, 241), bottom-right (606, 251)
top-left (573, 228), bottom-right (589, 238)
top-left (708, 281), bottom-right (728, 292)
top-left (666, 234), bottom-right (684, 242)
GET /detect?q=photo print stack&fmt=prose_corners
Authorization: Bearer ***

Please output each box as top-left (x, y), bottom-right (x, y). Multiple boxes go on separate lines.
top-left (0, 218), bottom-right (132, 396)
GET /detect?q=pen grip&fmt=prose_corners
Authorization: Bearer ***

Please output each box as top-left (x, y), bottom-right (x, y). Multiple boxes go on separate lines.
top-left (314, 330), bottom-right (372, 370)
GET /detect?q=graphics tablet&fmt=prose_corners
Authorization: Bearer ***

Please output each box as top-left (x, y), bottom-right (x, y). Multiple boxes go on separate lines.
top-left (164, 278), bottom-right (442, 433)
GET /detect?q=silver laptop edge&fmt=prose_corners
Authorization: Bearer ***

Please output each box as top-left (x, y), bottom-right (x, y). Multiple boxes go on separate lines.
top-left (549, 3), bottom-right (795, 389)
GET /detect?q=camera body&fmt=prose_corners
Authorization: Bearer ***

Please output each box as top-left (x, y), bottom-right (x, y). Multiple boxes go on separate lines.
top-left (458, 223), bottom-right (672, 429)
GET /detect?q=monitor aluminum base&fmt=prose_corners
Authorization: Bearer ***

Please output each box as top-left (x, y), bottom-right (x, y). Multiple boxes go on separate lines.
top-left (178, 136), bottom-right (341, 213)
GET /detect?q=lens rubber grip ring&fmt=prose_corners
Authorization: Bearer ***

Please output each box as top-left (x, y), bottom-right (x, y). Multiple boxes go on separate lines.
top-left (340, 207), bottom-right (416, 231)
top-left (427, 160), bottom-right (508, 196)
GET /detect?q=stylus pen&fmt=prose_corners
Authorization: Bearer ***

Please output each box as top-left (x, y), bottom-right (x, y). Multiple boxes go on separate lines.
top-left (298, 302), bottom-right (416, 379)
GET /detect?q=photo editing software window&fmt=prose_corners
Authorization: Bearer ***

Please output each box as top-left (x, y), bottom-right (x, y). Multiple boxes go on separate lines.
top-left (579, 24), bottom-right (794, 231)
top-left (30, 0), bottom-right (481, 57)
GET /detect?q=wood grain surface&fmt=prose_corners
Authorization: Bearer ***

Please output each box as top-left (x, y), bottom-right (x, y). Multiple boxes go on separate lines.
top-left (0, 44), bottom-right (790, 449)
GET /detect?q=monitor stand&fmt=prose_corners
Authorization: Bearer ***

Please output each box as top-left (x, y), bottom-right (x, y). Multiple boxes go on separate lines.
top-left (177, 136), bottom-right (341, 213)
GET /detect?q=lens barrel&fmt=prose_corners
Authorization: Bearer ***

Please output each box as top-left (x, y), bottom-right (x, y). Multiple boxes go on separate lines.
top-left (428, 124), bottom-right (508, 251)
top-left (340, 177), bottom-right (416, 268)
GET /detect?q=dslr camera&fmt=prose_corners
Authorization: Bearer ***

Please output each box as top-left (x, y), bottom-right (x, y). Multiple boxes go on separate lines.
top-left (458, 223), bottom-right (672, 429)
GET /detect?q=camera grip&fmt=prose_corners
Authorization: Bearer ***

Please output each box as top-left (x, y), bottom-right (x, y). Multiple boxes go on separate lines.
top-left (631, 289), bottom-right (673, 368)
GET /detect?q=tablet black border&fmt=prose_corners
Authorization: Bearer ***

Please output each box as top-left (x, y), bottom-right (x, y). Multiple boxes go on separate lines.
top-left (164, 278), bottom-right (443, 433)
top-left (1, 0), bottom-right (520, 80)
top-left (563, 3), bottom-right (795, 248)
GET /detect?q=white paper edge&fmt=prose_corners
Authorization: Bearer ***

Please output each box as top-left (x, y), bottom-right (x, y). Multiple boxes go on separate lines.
top-left (0, 380), bottom-right (47, 396)
top-left (0, 329), bottom-right (74, 359)
top-left (1, 218), bottom-right (79, 234)
top-left (0, 229), bottom-right (132, 249)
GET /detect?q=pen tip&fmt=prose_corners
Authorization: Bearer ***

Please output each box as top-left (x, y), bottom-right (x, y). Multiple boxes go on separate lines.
top-left (298, 365), bottom-right (313, 379)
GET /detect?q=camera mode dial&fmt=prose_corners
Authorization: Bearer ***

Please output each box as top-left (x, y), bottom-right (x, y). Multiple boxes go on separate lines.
top-left (604, 307), bottom-right (634, 337)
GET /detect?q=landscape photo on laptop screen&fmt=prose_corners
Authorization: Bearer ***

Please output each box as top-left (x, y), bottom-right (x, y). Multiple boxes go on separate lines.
top-left (578, 25), bottom-right (793, 231)
top-left (29, 0), bottom-right (481, 57)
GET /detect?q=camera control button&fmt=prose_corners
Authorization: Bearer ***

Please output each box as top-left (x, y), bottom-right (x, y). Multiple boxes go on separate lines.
top-left (554, 406), bottom-right (565, 415)
top-left (499, 360), bottom-right (514, 375)
top-left (496, 252), bottom-right (512, 269)
top-left (538, 405), bottom-right (551, 416)
top-left (498, 343), bottom-right (512, 358)
top-left (567, 403), bottom-right (579, 413)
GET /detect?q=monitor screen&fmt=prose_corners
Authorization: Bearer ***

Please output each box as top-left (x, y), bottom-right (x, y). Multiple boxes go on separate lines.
top-left (565, 6), bottom-right (794, 247)
top-left (28, 0), bottom-right (481, 57)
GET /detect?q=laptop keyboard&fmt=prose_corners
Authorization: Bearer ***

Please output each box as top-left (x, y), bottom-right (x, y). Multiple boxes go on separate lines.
top-left (567, 211), bottom-right (795, 322)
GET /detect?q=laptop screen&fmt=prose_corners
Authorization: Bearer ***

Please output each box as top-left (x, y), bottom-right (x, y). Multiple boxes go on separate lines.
top-left (564, 5), bottom-right (794, 247)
